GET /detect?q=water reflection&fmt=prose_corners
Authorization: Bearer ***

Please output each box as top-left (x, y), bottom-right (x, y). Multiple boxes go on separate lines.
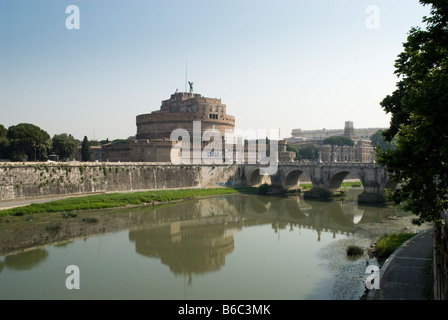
top-left (0, 248), bottom-right (48, 272)
top-left (126, 191), bottom-right (394, 277)
top-left (0, 190), bottom-right (403, 300)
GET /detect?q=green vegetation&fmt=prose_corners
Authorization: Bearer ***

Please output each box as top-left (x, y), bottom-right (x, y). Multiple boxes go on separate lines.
top-left (46, 223), bottom-right (62, 233)
top-left (0, 187), bottom-right (257, 217)
top-left (370, 129), bottom-right (397, 153)
top-left (375, 233), bottom-right (416, 258)
top-left (52, 133), bottom-right (78, 161)
top-left (3, 123), bottom-right (52, 161)
top-left (0, 124), bottom-right (9, 159)
top-left (347, 245), bottom-right (364, 257)
top-left (286, 143), bottom-right (299, 160)
top-left (298, 144), bottom-right (319, 160)
top-left (285, 143), bottom-right (320, 161)
top-left (62, 211), bottom-right (78, 218)
top-left (376, 0), bottom-right (448, 225)
top-left (295, 181), bottom-right (362, 192)
top-left (81, 136), bottom-right (91, 162)
top-left (322, 135), bottom-right (354, 147)
top-left (257, 183), bottom-right (270, 195)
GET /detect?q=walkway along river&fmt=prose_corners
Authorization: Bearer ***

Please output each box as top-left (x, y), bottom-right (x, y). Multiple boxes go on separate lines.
top-left (0, 189), bottom-right (431, 299)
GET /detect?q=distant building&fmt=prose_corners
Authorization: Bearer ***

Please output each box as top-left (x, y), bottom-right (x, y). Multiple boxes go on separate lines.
top-left (286, 121), bottom-right (380, 163)
top-left (287, 121), bottom-right (386, 144)
top-left (319, 140), bottom-right (374, 163)
top-left (278, 140), bottom-right (296, 162)
top-left (74, 145), bottom-right (103, 162)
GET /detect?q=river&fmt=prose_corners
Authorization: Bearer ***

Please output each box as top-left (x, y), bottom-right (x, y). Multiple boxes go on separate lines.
top-left (0, 189), bottom-right (413, 300)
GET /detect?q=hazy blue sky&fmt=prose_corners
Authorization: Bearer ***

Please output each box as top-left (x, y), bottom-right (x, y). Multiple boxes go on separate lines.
top-left (0, 0), bottom-right (431, 141)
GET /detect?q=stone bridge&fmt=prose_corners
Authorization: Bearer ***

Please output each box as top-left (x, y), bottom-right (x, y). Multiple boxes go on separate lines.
top-left (242, 162), bottom-right (396, 203)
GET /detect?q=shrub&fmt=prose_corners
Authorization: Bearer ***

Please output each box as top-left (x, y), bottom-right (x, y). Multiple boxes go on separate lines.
top-left (258, 183), bottom-right (270, 195)
top-left (375, 233), bottom-right (416, 258)
top-left (347, 245), bottom-right (364, 257)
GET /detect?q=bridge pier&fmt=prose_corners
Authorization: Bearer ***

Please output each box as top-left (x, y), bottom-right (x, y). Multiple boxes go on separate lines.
top-left (357, 192), bottom-right (385, 203)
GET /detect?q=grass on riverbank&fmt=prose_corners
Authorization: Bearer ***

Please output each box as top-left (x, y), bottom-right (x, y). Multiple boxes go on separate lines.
top-left (375, 233), bottom-right (417, 258)
top-left (298, 181), bottom-right (363, 191)
top-left (0, 187), bottom-right (257, 217)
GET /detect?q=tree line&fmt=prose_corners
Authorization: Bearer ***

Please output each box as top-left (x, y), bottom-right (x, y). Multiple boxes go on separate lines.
top-left (0, 123), bottom-right (114, 162)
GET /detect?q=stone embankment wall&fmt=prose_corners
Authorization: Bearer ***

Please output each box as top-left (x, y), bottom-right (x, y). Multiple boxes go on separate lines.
top-left (0, 162), bottom-right (243, 202)
top-left (433, 209), bottom-right (448, 300)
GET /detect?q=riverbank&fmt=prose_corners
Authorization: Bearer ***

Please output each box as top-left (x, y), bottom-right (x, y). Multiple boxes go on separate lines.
top-left (0, 187), bottom-right (257, 216)
top-left (0, 187), bottom-right (432, 262)
top-left (319, 213), bottom-right (433, 300)
top-left (0, 187), bottom-right (257, 256)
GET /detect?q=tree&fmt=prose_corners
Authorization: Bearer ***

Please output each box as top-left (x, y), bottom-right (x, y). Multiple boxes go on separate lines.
top-left (81, 136), bottom-right (91, 161)
top-left (298, 144), bottom-right (319, 160)
top-left (286, 143), bottom-right (300, 160)
top-left (0, 124), bottom-right (10, 159)
top-left (7, 123), bottom-right (52, 161)
top-left (370, 129), bottom-right (397, 152)
top-left (322, 136), bottom-right (354, 147)
top-left (52, 133), bottom-right (78, 161)
top-left (377, 0), bottom-right (448, 225)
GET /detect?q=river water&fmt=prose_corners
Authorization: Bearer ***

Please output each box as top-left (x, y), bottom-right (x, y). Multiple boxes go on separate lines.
top-left (0, 189), bottom-right (407, 300)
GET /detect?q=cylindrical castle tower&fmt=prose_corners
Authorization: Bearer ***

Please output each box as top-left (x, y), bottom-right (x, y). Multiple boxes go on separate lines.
top-left (136, 91), bottom-right (235, 140)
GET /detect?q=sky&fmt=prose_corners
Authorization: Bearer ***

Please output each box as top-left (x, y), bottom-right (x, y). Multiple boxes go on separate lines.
top-left (0, 0), bottom-right (431, 141)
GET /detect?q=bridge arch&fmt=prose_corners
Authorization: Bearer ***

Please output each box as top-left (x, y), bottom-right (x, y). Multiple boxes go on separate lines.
top-left (282, 168), bottom-right (312, 191)
top-left (247, 168), bottom-right (271, 187)
top-left (328, 170), bottom-right (364, 192)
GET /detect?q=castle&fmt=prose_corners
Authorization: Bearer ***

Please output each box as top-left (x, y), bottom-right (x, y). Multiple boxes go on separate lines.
top-left (80, 89), bottom-right (236, 163)
top-left (136, 91), bottom-right (235, 140)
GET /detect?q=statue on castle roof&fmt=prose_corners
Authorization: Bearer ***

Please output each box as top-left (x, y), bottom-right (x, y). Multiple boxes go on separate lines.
top-left (188, 81), bottom-right (194, 93)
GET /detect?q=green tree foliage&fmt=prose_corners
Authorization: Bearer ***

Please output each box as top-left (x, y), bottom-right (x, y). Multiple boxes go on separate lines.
top-left (298, 144), bottom-right (318, 160)
top-left (89, 139), bottom-right (110, 146)
top-left (377, 0), bottom-right (448, 225)
top-left (7, 123), bottom-right (52, 161)
top-left (286, 143), bottom-right (299, 160)
top-left (52, 133), bottom-right (78, 161)
top-left (0, 124), bottom-right (10, 159)
top-left (81, 136), bottom-right (91, 162)
top-left (0, 125), bottom-right (6, 138)
top-left (371, 129), bottom-right (397, 152)
top-left (258, 183), bottom-right (270, 195)
top-left (322, 136), bottom-right (354, 147)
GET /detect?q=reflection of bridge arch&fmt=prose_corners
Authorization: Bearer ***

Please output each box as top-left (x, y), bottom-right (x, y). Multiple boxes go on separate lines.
top-left (328, 170), bottom-right (364, 192)
top-left (284, 197), bottom-right (308, 220)
top-left (248, 196), bottom-right (272, 214)
top-left (247, 168), bottom-right (271, 187)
